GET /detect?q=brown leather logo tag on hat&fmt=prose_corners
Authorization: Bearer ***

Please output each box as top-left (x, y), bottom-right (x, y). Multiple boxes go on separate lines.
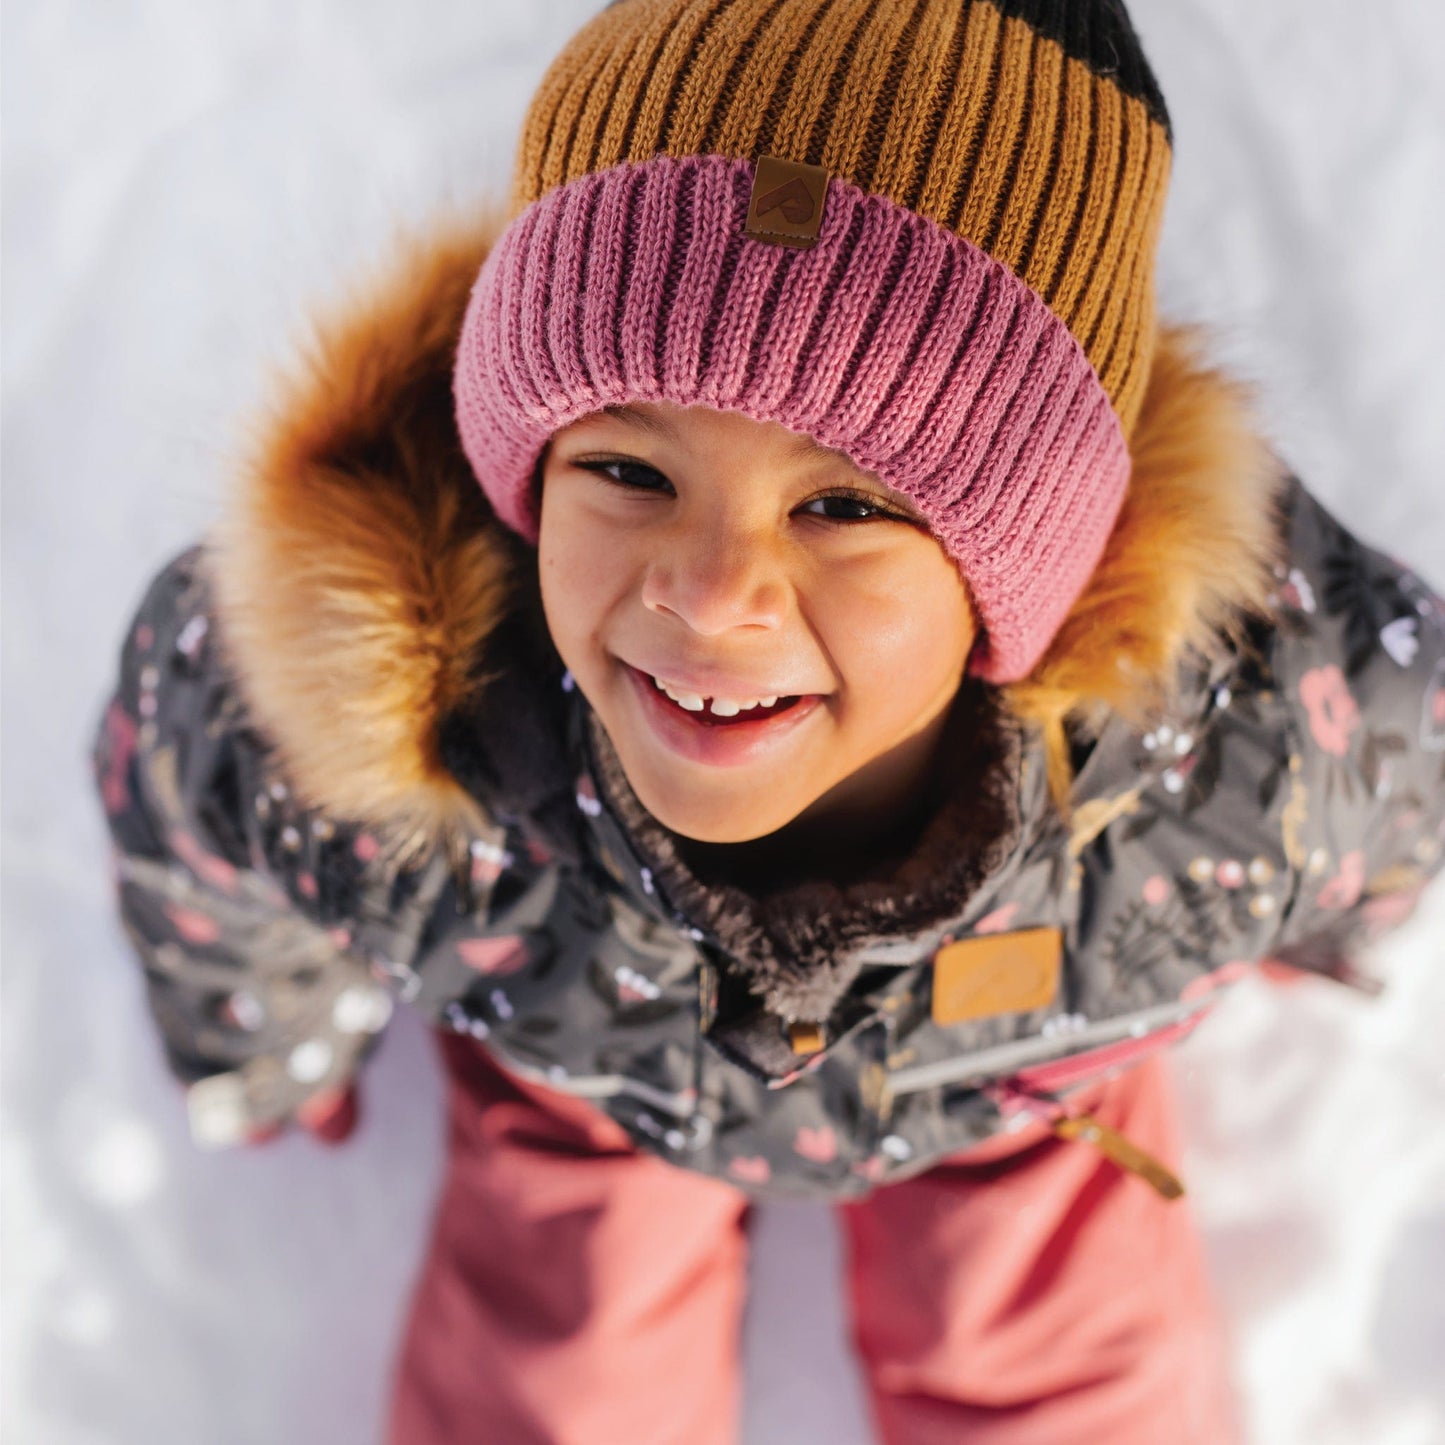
top-left (745, 155), bottom-right (830, 249)
top-left (930, 928), bottom-right (1062, 1026)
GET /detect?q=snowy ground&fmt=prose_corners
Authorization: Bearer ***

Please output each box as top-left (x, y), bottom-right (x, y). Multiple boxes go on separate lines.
top-left (4, 2), bottom-right (1443, 1442)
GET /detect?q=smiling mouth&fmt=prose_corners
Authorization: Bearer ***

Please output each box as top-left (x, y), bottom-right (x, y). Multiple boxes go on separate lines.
top-left (623, 664), bottom-right (811, 726)
top-left (653, 691), bottom-right (803, 726)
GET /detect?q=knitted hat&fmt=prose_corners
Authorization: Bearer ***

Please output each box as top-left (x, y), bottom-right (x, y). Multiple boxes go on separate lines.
top-left (454, 0), bottom-right (1172, 683)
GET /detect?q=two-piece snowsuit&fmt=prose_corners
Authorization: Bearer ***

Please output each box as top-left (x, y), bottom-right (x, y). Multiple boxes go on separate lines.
top-left (91, 216), bottom-right (1445, 1443)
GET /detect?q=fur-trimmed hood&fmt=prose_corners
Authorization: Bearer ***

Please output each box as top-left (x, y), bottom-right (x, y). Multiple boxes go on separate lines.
top-left (207, 208), bottom-right (1285, 876)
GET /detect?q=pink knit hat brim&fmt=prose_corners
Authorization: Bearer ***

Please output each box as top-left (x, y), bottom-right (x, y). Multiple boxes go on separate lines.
top-left (453, 154), bottom-right (1130, 684)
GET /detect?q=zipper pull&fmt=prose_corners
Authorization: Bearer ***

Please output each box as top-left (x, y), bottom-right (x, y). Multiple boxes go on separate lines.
top-left (1052, 1113), bottom-right (1185, 1200)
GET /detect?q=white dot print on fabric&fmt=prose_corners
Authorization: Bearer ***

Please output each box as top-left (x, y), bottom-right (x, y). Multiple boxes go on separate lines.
top-left (286, 1039), bottom-right (333, 1084)
top-left (187, 1074), bottom-right (250, 1149)
top-left (1247, 856), bottom-right (1276, 885)
top-left (175, 614), bottom-right (209, 657)
top-left (332, 985), bottom-right (394, 1035)
top-left (223, 990), bottom-right (266, 1031)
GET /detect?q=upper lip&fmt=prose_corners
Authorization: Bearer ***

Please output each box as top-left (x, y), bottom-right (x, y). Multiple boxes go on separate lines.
top-left (624, 660), bottom-right (818, 700)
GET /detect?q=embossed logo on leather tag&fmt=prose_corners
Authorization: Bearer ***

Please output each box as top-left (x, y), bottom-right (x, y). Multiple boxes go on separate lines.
top-left (930, 928), bottom-right (1062, 1026)
top-left (744, 155), bottom-right (830, 249)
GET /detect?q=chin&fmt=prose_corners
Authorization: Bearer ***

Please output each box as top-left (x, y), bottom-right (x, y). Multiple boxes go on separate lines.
top-left (627, 768), bottom-right (802, 845)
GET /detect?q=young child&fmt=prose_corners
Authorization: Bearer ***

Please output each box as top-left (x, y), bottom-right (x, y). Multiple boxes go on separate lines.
top-left (91, 0), bottom-right (1445, 1441)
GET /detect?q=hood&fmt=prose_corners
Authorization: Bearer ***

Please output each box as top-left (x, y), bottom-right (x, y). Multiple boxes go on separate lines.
top-left (207, 207), bottom-right (1285, 873)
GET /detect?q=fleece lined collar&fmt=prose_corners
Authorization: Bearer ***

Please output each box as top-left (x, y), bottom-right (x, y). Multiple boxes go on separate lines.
top-left (581, 679), bottom-right (1030, 1026)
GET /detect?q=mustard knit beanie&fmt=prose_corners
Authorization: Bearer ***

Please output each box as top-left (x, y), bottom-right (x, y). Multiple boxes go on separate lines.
top-left (454, 0), bottom-right (1172, 683)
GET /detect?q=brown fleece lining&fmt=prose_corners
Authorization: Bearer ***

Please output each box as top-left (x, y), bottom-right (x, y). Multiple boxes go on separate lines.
top-left (585, 681), bottom-right (1025, 1023)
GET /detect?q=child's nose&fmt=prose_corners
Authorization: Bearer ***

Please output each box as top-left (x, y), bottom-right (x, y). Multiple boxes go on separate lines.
top-left (639, 534), bottom-right (788, 636)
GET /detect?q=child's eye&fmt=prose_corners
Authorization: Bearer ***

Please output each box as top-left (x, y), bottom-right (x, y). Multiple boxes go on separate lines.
top-left (575, 458), bottom-right (672, 493)
top-left (571, 458), bottom-right (908, 525)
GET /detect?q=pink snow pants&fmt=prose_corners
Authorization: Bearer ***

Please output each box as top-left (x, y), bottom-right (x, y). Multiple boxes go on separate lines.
top-left (385, 1031), bottom-right (1242, 1445)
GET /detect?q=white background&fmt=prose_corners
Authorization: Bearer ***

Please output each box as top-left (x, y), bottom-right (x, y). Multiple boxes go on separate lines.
top-left (4, 2), bottom-right (1444, 1441)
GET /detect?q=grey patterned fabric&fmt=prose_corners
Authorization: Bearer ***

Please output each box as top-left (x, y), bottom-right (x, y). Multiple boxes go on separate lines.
top-left (91, 475), bottom-right (1445, 1195)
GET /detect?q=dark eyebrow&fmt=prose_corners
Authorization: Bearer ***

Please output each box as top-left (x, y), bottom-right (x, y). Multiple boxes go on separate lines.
top-left (594, 403), bottom-right (926, 522)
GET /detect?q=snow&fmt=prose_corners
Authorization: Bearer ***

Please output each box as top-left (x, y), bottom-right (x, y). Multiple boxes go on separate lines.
top-left (3, 2), bottom-right (1443, 1441)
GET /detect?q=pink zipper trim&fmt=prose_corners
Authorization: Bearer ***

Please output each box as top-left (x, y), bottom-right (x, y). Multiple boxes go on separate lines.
top-left (1007, 1010), bottom-right (1210, 1097)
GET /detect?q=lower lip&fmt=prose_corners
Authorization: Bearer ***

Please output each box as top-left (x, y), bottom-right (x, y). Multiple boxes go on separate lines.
top-left (621, 663), bottom-right (825, 768)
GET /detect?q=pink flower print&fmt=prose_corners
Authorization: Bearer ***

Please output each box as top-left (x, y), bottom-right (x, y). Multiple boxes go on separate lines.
top-left (793, 1125), bottom-right (838, 1164)
top-left (1427, 671), bottom-right (1445, 749)
top-left (727, 1155), bottom-right (771, 1185)
top-left (1215, 859), bottom-right (1246, 890)
top-left (98, 701), bottom-right (138, 815)
top-left (353, 833), bottom-right (381, 864)
top-left (575, 773), bottom-right (602, 818)
top-left (1299, 665), bottom-right (1361, 756)
top-left (470, 839), bottom-right (506, 888)
top-left (1142, 875), bottom-right (1171, 907)
top-left (327, 926), bottom-right (353, 950)
top-left (1362, 885), bottom-right (1424, 932)
top-left (456, 935), bottom-right (529, 976)
top-left (852, 1156), bottom-right (888, 1183)
top-left (1317, 850), bottom-right (1366, 910)
top-left (974, 902), bottom-right (1019, 935)
top-left (297, 872), bottom-right (319, 900)
top-left (165, 904), bottom-right (221, 945)
top-left (134, 622), bottom-right (155, 651)
top-left (168, 828), bottom-right (239, 894)
top-left (1279, 568), bottom-right (1317, 614)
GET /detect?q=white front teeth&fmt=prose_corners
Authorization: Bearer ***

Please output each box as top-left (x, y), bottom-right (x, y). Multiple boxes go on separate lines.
top-left (651, 676), bottom-right (778, 716)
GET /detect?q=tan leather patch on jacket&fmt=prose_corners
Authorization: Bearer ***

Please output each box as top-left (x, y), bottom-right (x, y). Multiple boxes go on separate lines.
top-left (745, 155), bottom-right (830, 249)
top-left (930, 928), bottom-right (1062, 1026)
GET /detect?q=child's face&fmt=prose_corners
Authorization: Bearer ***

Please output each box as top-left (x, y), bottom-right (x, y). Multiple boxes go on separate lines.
top-left (537, 401), bottom-right (977, 844)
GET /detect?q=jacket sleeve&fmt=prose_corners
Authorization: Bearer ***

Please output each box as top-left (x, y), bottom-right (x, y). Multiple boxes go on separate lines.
top-left (91, 546), bottom-right (438, 1148)
top-left (1266, 476), bottom-right (1445, 977)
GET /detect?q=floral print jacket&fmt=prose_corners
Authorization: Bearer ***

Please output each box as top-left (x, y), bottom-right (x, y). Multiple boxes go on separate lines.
top-left (88, 220), bottom-right (1445, 1200)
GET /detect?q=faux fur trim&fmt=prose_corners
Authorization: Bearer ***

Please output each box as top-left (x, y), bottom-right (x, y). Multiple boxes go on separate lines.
top-left (208, 211), bottom-right (526, 863)
top-left (1003, 325), bottom-right (1287, 809)
top-left (205, 204), bottom-right (1285, 865)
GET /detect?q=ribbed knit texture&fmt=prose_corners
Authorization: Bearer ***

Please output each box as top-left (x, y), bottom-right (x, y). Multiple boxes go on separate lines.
top-left (509, 0), bottom-right (1171, 432)
top-left (455, 155), bottom-right (1129, 683)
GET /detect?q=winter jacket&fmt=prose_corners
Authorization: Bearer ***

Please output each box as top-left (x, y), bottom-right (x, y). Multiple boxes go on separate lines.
top-left (90, 215), bottom-right (1445, 1200)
